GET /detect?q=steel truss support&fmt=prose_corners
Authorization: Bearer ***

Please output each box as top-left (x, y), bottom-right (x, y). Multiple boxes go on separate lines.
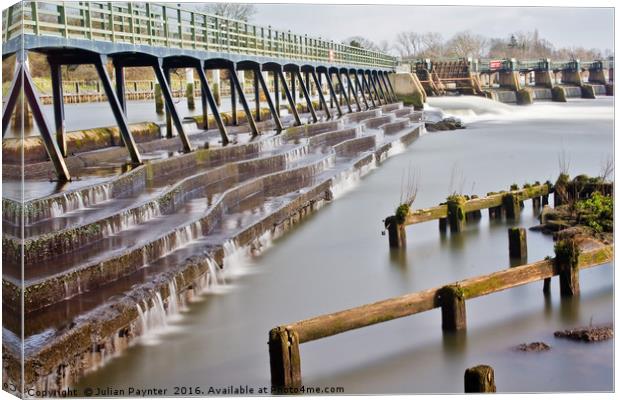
top-left (372, 71), bottom-right (390, 104)
top-left (273, 71), bottom-right (280, 117)
top-left (360, 71), bottom-right (377, 108)
top-left (49, 60), bottom-right (67, 156)
top-left (344, 71), bottom-right (361, 111)
top-left (309, 69), bottom-right (331, 119)
top-left (334, 71), bottom-right (353, 113)
top-left (114, 61), bottom-right (126, 114)
top-left (275, 69), bottom-right (301, 126)
top-left (382, 71), bottom-right (397, 102)
top-left (253, 71), bottom-right (260, 122)
top-left (151, 59), bottom-right (193, 152)
top-left (368, 71), bottom-right (384, 105)
top-left (229, 66), bottom-right (259, 137)
top-left (255, 69), bottom-right (283, 131)
top-left (352, 71), bottom-right (369, 110)
top-left (93, 55), bottom-right (143, 163)
top-left (3, 61), bottom-right (71, 180)
top-left (321, 70), bottom-right (342, 117)
top-left (292, 69), bottom-right (318, 122)
top-left (195, 63), bottom-right (230, 146)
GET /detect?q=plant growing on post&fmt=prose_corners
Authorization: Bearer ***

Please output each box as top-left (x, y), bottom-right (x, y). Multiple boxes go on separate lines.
top-left (395, 164), bottom-right (419, 224)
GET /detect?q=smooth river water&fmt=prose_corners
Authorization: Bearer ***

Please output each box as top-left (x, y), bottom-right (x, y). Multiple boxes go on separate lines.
top-left (77, 96), bottom-right (613, 394)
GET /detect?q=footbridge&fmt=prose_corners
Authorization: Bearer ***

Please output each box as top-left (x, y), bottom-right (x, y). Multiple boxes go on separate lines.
top-left (2, 1), bottom-right (398, 181)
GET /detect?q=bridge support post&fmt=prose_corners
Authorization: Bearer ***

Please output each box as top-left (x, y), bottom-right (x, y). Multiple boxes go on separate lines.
top-left (230, 73), bottom-right (237, 125)
top-left (439, 217), bottom-right (448, 233)
top-left (353, 71), bottom-right (370, 109)
top-left (8, 57), bottom-right (72, 181)
top-left (256, 68), bottom-right (283, 131)
top-left (464, 365), bottom-right (496, 393)
top-left (114, 61), bottom-right (126, 114)
top-left (294, 70), bottom-right (318, 122)
top-left (200, 82), bottom-right (208, 130)
top-left (49, 61), bottom-right (67, 157)
top-left (556, 239), bottom-right (580, 297)
top-left (345, 72), bottom-right (362, 111)
top-left (93, 55), bottom-right (143, 164)
top-left (273, 71), bottom-right (280, 117)
top-left (334, 71), bottom-right (353, 113)
top-left (438, 285), bottom-right (466, 332)
top-left (373, 71), bottom-right (388, 104)
top-left (163, 67), bottom-right (173, 138)
top-left (276, 69), bottom-right (301, 126)
top-left (385, 215), bottom-right (406, 248)
top-left (196, 64), bottom-right (229, 146)
top-left (269, 327), bottom-right (301, 388)
top-left (534, 70), bottom-right (553, 89)
top-left (317, 70), bottom-right (339, 118)
top-left (153, 61), bottom-right (193, 152)
top-left (310, 70), bottom-right (330, 118)
top-left (230, 67), bottom-right (259, 137)
top-left (367, 71), bottom-right (383, 105)
top-left (360, 72), bottom-right (376, 108)
top-left (508, 227), bottom-right (527, 259)
top-left (253, 71), bottom-right (260, 122)
top-left (543, 278), bottom-right (551, 295)
top-left (502, 193), bottom-right (520, 220)
top-left (446, 198), bottom-right (466, 233)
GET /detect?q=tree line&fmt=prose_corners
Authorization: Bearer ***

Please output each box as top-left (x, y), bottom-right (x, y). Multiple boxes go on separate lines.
top-left (348, 29), bottom-right (611, 61)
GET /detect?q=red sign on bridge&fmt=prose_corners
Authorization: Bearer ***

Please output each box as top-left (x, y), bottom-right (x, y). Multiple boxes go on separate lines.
top-left (489, 60), bottom-right (503, 70)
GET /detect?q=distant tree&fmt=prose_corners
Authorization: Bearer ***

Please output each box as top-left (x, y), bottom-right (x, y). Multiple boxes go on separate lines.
top-left (445, 31), bottom-right (487, 58)
top-left (344, 36), bottom-right (389, 53)
top-left (192, 3), bottom-right (256, 21)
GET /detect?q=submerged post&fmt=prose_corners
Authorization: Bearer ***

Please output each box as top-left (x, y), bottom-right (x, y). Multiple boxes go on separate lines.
top-left (446, 197), bottom-right (466, 233)
top-left (508, 227), bottom-right (527, 259)
top-left (464, 365), bottom-right (496, 393)
top-left (438, 285), bottom-right (466, 332)
top-left (555, 239), bottom-right (580, 297)
top-left (502, 193), bottom-right (520, 219)
top-left (268, 327), bottom-right (301, 388)
top-left (385, 216), bottom-right (406, 248)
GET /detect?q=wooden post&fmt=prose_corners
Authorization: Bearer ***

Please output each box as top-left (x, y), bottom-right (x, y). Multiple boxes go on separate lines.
top-left (555, 239), bottom-right (580, 297)
top-left (502, 193), bottom-right (520, 219)
top-left (464, 365), bottom-right (496, 393)
top-left (543, 278), bottom-right (551, 295)
top-left (438, 285), bottom-right (466, 332)
top-left (447, 198), bottom-right (465, 233)
top-left (385, 216), bottom-right (406, 248)
top-left (438, 217), bottom-right (447, 233)
top-left (542, 194), bottom-right (549, 206)
top-left (269, 327), bottom-right (301, 388)
top-left (508, 227), bottom-right (527, 259)
top-left (532, 196), bottom-right (541, 210)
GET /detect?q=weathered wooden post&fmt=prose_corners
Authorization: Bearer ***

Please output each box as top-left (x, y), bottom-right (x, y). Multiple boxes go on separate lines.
top-left (543, 278), bottom-right (551, 294)
top-left (269, 327), bottom-right (301, 388)
top-left (439, 217), bottom-right (448, 233)
top-left (464, 365), bottom-right (496, 393)
top-left (446, 196), bottom-right (466, 233)
top-left (438, 285), bottom-right (466, 332)
top-left (465, 195), bottom-right (482, 221)
top-left (532, 196), bottom-right (541, 209)
top-left (385, 215), bottom-right (406, 248)
top-left (502, 193), bottom-right (520, 219)
top-left (508, 227), bottom-right (527, 259)
top-left (555, 239), bottom-right (580, 297)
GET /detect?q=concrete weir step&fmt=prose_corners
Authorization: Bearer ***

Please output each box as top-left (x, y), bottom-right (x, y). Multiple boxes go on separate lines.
top-left (6, 107), bottom-right (424, 393)
top-left (5, 112), bottom-right (423, 317)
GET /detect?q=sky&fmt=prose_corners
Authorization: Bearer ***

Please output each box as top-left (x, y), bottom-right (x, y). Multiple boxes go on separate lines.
top-left (250, 4), bottom-right (614, 55)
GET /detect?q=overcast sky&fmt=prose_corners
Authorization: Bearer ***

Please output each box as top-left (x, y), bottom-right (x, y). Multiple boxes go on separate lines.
top-left (250, 5), bottom-right (614, 54)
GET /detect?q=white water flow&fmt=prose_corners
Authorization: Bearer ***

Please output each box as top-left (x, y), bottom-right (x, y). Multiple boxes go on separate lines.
top-left (77, 96), bottom-right (613, 393)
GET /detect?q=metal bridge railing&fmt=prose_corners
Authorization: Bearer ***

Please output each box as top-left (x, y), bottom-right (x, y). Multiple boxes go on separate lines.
top-left (2, 1), bottom-right (397, 69)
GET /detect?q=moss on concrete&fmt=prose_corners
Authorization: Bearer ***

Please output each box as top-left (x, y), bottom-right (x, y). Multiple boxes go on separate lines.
top-left (552, 86), bottom-right (567, 102)
top-left (516, 88), bottom-right (534, 105)
top-left (396, 92), bottom-right (424, 110)
top-left (580, 84), bottom-right (596, 99)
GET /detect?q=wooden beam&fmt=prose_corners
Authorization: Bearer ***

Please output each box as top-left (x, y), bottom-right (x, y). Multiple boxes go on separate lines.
top-left (280, 245), bottom-right (612, 344)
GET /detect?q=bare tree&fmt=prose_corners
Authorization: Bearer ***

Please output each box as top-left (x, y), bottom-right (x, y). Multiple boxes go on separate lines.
top-left (395, 31), bottom-right (425, 59)
top-left (192, 3), bottom-right (256, 21)
top-left (446, 31), bottom-right (487, 58)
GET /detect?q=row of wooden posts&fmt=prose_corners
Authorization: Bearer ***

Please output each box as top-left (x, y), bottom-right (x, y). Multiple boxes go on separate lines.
top-left (385, 183), bottom-right (551, 248)
top-left (268, 241), bottom-right (613, 388)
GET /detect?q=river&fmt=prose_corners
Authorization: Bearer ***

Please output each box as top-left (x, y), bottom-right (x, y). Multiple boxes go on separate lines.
top-left (75, 96), bottom-right (613, 394)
